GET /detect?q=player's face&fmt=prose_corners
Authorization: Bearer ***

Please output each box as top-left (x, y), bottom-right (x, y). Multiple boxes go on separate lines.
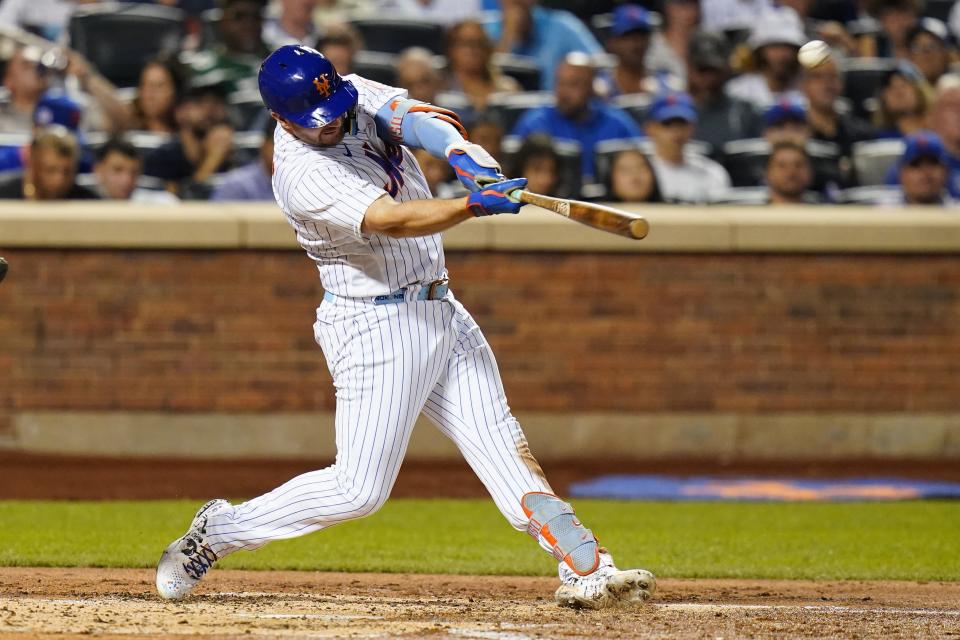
top-left (277, 115), bottom-right (346, 148)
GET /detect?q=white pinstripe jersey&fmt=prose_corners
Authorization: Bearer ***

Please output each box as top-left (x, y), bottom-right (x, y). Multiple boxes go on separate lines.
top-left (271, 75), bottom-right (446, 297)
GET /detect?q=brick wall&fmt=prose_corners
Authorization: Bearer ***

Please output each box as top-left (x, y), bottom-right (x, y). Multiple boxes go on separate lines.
top-left (2, 249), bottom-right (959, 417)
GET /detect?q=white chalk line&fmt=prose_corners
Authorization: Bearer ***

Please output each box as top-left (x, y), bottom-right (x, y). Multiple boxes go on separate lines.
top-left (656, 603), bottom-right (960, 617)
top-left (7, 597), bottom-right (960, 619)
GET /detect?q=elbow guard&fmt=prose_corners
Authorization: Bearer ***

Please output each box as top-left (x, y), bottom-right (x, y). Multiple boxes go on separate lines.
top-left (386, 98), bottom-right (468, 145)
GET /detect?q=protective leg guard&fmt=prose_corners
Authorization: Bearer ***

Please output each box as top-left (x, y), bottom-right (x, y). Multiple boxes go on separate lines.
top-left (522, 492), bottom-right (600, 576)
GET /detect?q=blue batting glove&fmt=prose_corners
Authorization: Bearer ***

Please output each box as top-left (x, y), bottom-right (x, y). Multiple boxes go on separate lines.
top-left (446, 142), bottom-right (505, 192)
top-left (466, 178), bottom-right (527, 216)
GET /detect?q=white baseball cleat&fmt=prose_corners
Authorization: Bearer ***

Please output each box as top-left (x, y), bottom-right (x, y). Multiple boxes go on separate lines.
top-left (555, 550), bottom-right (656, 610)
top-left (156, 499), bottom-right (232, 600)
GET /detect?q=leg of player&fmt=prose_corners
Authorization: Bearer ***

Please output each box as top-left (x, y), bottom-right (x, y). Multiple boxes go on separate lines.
top-left (420, 298), bottom-right (656, 609)
top-left (156, 299), bottom-right (457, 600)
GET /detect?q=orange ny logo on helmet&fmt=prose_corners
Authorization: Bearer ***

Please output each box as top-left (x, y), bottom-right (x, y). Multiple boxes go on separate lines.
top-left (313, 74), bottom-right (332, 97)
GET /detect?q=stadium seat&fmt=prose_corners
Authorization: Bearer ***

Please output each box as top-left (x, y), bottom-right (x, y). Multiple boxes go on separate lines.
top-left (540, 0), bottom-right (618, 21)
top-left (851, 138), bottom-right (905, 186)
top-left (715, 186), bottom-right (768, 205)
top-left (722, 138), bottom-right (843, 189)
top-left (228, 89), bottom-right (268, 132)
top-left (486, 92), bottom-right (554, 133)
top-left (922, 0), bottom-right (954, 22)
top-left (68, 3), bottom-right (186, 88)
top-left (841, 58), bottom-right (897, 120)
top-left (349, 18), bottom-right (445, 55)
top-left (232, 130), bottom-right (264, 166)
top-left (612, 93), bottom-right (653, 128)
top-left (352, 51), bottom-right (399, 87)
top-left (501, 135), bottom-right (582, 199)
top-left (836, 185), bottom-right (900, 204)
top-left (492, 53), bottom-right (541, 92)
top-left (720, 138), bottom-right (770, 187)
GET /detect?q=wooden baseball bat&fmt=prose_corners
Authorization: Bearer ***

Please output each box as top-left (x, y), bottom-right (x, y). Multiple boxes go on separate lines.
top-left (514, 190), bottom-right (649, 240)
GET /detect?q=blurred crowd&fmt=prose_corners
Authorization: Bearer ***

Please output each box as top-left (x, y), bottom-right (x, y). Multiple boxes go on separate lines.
top-left (1, 0), bottom-right (959, 206)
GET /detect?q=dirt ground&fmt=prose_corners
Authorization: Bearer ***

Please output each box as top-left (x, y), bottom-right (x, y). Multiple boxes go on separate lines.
top-left (1, 568), bottom-right (959, 639)
top-left (3, 453), bottom-right (960, 638)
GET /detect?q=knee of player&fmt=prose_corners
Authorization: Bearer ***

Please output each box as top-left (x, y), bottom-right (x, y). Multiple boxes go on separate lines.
top-left (344, 486), bottom-right (391, 518)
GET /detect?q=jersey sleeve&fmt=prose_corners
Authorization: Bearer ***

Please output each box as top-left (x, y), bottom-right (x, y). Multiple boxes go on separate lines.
top-left (349, 74), bottom-right (408, 119)
top-left (289, 162), bottom-right (386, 241)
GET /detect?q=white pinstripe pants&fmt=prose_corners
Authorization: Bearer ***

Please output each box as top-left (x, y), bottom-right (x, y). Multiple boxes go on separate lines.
top-left (206, 294), bottom-right (552, 556)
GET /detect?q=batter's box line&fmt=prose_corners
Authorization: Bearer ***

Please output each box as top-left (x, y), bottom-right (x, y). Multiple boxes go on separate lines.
top-left (656, 603), bottom-right (960, 617)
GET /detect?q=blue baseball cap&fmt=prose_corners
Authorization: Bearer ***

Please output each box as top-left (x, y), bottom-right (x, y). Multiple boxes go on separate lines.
top-left (764, 98), bottom-right (807, 127)
top-left (901, 131), bottom-right (948, 166)
top-left (610, 4), bottom-right (659, 37)
top-left (648, 92), bottom-right (698, 123)
top-left (33, 91), bottom-right (82, 132)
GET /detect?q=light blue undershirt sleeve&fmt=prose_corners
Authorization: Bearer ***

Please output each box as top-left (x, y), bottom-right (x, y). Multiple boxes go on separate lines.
top-left (374, 102), bottom-right (466, 159)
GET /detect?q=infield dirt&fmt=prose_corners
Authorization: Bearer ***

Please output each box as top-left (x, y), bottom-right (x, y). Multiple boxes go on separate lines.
top-left (2, 568), bottom-right (960, 639)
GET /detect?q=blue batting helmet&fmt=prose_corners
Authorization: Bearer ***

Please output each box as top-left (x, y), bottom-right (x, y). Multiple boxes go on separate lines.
top-left (258, 45), bottom-right (358, 128)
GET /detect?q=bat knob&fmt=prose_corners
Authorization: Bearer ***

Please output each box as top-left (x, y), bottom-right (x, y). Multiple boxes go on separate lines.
top-left (628, 218), bottom-right (649, 239)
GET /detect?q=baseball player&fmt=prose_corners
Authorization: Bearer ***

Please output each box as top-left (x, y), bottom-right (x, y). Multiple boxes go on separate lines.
top-left (156, 45), bottom-right (655, 610)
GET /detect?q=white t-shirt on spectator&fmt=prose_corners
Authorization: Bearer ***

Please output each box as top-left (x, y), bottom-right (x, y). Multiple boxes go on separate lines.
top-left (725, 73), bottom-right (804, 109)
top-left (0, 0), bottom-right (73, 40)
top-left (700, 0), bottom-right (775, 31)
top-left (373, 0), bottom-right (483, 25)
top-left (650, 150), bottom-right (732, 203)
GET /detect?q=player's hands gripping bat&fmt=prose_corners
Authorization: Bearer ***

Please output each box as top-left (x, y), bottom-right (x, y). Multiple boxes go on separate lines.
top-left (512, 190), bottom-right (649, 240)
top-left (446, 142), bottom-right (505, 192)
top-left (467, 178), bottom-right (528, 216)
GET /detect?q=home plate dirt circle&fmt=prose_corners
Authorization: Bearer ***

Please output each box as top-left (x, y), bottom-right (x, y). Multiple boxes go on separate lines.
top-left (2, 568), bottom-right (960, 639)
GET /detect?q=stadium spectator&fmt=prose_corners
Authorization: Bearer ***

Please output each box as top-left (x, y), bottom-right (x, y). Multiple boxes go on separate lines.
top-left (0, 0), bottom-right (74, 41)
top-left (896, 130), bottom-right (954, 204)
top-left (467, 117), bottom-right (505, 164)
top-left (444, 20), bottom-right (520, 111)
top-left (0, 90), bottom-right (96, 175)
top-left (211, 120), bottom-right (276, 201)
top-left (602, 5), bottom-right (678, 97)
top-left (510, 54), bottom-right (642, 180)
top-left (801, 59), bottom-right (875, 159)
top-left (187, 0), bottom-right (270, 94)
top-left (725, 8), bottom-right (806, 108)
top-left (915, 75), bottom-right (960, 196)
top-left (315, 23), bottom-right (363, 76)
top-left (765, 141), bottom-right (816, 204)
top-left (483, 0), bottom-right (604, 90)
top-left (0, 46), bottom-right (50, 133)
top-left (645, 0), bottom-right (701, 85)
top-left (863, 0), bottom-right (923, 59)
top-left (700, 0), bottom-right (772, 31)
top-left (873, 62), bottom-right (930, 139)
top-left (93, 137), bottom-right (178, 203)
top-left (906, 22), bottom-right (953, 86)
top-left (142, 79), bottom-right (235, 191)
top-left (395, 48), bottom-right (443, 105)
top-left (644, 91), bottom-right (730, 203)
top-left (763, 98), bottom-right (811, 147)
top-left (126, 57), bottom-right (188, 134)
top-left (686, 30), bottom-right (762, 153)
top-left (0, 126), bottom-right (97, 200)
top-left (607, 148), bottom-right (662, 202)
top-left (374, 0), bottom-right (484, 25)
top-left (263, 0), bottom-right (319, 49)
top-left (509, 134), bottom-right (562, 197)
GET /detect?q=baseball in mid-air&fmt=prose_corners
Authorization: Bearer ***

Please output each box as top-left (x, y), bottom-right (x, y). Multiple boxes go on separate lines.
top-left (798, 40), bottom-right (831, 68)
